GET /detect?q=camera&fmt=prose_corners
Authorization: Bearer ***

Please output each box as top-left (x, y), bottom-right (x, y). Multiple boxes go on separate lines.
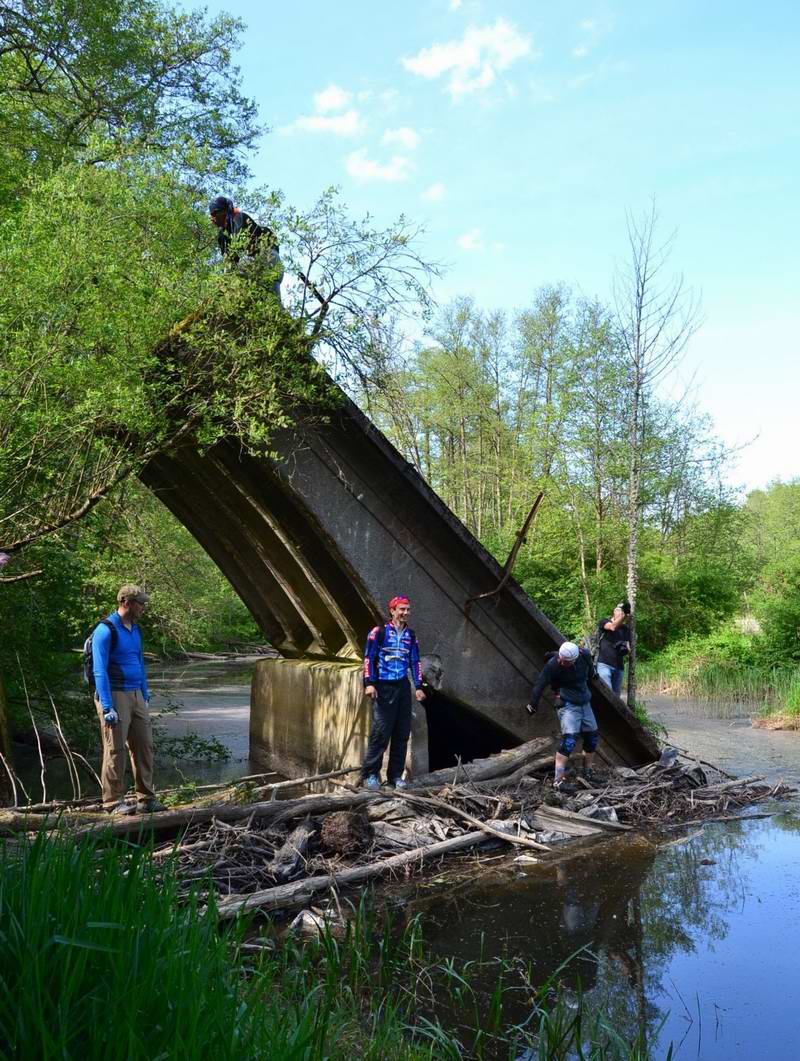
top-left (622, 601), bottom-right (631, 616)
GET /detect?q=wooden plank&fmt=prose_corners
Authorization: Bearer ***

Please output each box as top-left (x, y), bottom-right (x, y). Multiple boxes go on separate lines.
top-left (529, 804), bottom-right (631, 836)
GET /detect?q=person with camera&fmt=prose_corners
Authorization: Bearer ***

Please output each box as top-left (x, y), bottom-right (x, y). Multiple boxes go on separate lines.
top-left (596, 602), bottom-right (631, 697)
top-left (208, 195), bottom-right (283, 298)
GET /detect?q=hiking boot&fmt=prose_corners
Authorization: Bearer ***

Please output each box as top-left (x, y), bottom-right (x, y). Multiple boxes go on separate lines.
top-left (106, 801), bottom-right (135, 816)
top-left (582, 768), bottom-right (600, 785)
top-left (136, 798), bottom-right (168, 813)
top-left (363, 774), bottom-right (381, 791)
top-left (391, 777), bottom-right (408, 790)
top-left (553, 778), bottom-right (576, 795)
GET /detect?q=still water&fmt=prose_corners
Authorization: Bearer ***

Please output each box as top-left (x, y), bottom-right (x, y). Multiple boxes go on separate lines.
top-left (13, 666), bottom-right (800, 1057)
top-left (413, 811), bottom-right (800, 1059)
top-left (13, 658), bottom-right (257, 799)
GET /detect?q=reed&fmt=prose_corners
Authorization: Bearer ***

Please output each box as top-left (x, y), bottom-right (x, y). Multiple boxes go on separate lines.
top-left (639, 657), bottom-right (799, 716)
top-left (0, 834), bottom-right (670, 1059)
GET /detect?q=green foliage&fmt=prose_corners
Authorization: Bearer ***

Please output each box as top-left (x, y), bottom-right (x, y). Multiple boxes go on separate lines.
top-left (0, 155), bottom-right (324, 555)
top-left (752, 545), bottom-right (800, 662)
top-left (783, 675), bottom-right (800, 715)
top-left (0, 835), bottom-right (663, 1060)
top-left (0, 0), bottom-right (258, 204)
top-left (638, 624), bottom-right (800, 712)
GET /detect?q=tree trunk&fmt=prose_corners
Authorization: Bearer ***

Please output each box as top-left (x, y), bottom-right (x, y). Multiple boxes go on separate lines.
top-left (626, 383), bottom-right (642, 708)
top-left (0, 673), bottom-right (13, 806)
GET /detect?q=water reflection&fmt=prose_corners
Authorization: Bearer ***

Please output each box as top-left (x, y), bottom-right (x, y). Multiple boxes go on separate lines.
top-left (414, 812), bottom-right (800, 1059)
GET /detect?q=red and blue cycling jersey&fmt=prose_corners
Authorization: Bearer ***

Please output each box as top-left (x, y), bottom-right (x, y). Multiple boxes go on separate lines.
top-left (363, 623), bottom-right (423, 688)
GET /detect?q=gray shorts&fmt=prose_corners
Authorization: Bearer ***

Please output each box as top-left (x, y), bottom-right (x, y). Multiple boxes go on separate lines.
top-left (557, 701), bottom-right (598, 734)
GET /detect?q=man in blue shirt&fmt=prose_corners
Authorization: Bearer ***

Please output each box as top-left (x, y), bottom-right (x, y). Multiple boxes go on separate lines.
top-left (361, 595), bottom-right (426, 790)
top-left (92, 584), bottom-right (164, 815)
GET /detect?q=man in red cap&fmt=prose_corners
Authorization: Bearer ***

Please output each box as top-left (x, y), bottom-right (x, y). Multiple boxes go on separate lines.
top-left (361, 595), bottom-right (426, 790)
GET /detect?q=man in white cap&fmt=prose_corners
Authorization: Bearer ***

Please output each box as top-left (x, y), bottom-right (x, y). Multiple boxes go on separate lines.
top-left (91, 584), bottom-right (165, 815)
top-left (526, 641), bottom-right (599, 790)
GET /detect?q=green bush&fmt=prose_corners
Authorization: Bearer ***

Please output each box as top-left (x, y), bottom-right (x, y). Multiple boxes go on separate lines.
top-left (752, 546), bottom-right (800, 663)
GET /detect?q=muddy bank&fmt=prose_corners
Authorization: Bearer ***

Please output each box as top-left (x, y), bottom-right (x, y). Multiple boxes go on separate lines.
top-left (648, 693), bottom-right (800, 786)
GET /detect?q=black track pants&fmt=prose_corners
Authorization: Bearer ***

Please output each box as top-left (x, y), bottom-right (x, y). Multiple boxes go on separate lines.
top-left (362, 680), bottom-right (413, 782)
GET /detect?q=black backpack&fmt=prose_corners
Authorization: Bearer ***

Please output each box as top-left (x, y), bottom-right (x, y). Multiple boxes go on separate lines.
top-left (82, 619), bottom-right (117, 690)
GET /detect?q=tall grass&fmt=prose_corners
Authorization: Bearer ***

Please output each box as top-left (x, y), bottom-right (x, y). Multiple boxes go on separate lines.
top-left (0, 834), bottom-right (669, 1059)
top-left (639, 659), bottom-right (798, 708)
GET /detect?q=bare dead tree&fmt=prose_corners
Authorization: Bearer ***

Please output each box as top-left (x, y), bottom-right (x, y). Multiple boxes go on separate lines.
top-left (614, 202), bottom-right (701, 707)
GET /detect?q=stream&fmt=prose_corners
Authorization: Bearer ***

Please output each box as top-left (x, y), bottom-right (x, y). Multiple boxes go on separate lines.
top-left (11, 666), bottom-right (800, 1057)
top-left (408, 692), bottom-right (800, 1059)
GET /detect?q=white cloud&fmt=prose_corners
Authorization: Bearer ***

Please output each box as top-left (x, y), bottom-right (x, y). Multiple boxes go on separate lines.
top-left (457, 227), bottom-right (483, 251)
top-left (382, 126), bottom-right (420, 150)
top-left (281, 109), bottom-right (363, 136)
top-left (449, 0), bottom-right (463, 9)
top-left (422, 181), bottom-right (446, 202)
top-left (346, 148), bottom-right (412, 183)
top-left (280, 82), bottom-right (365, 136)
top-left (572, 15), bottom-right (614, 60)
top-left (313, 84), bottom-right (351, 113)
top-left (402, 19), bottom-right (532, 100)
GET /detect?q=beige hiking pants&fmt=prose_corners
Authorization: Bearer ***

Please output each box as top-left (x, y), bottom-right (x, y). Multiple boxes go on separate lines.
top-left (95, 689), bottom-right (155, 808)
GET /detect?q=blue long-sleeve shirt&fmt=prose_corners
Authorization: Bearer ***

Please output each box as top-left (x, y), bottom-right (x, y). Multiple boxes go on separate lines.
top-left (92, 612), bottom-right (149, 710)
top-left (363, 623), bottom-right (423, 688)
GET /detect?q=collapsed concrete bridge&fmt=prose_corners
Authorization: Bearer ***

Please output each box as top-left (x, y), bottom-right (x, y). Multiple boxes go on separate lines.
top-left (141, 390), bottom-right (659, 777)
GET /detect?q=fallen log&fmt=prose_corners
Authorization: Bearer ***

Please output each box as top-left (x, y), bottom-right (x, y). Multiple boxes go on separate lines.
top-left (250, 765), bottom-right (362, 797)
top-left (0, 808), bottom-right (100, 834)
top-left (216, 829), bottom-right (489, 919)
top-left (74, 791), bottom-right (378, 839)
top-left (409, 738), bottom-right (551, 789)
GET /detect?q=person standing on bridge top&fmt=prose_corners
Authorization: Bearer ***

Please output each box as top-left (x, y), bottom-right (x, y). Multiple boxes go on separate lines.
top-left (361, 595), bottom-right (426, 791)
top-left (208, 195), bottom-right (283, 298)
top-left (91, 585), bottom-right (166, 816)
top-left (526, 641), bottom-right (599, 791)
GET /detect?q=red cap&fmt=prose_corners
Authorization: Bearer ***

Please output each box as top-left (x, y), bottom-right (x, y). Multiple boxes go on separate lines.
top-left (388, 595), bottom-right (410, 613)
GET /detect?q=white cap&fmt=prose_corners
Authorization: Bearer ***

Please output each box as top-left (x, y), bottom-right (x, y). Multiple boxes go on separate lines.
top-left (558, 641), bottom-right (580, 661)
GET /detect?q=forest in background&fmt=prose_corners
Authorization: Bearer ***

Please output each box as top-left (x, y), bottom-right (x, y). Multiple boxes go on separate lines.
top-left (1, 0), bottom-right (798, 756)
top-left (357, 292), bottom-right (800, 711)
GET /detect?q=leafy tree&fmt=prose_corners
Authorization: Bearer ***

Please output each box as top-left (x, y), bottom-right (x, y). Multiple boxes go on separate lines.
top-left (0, 0), bottom-right (258, 204)
top-left (753, 546), bottom-right (800, 660)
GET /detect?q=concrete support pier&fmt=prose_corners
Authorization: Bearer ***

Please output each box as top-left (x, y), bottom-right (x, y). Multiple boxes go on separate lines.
top-left (250, 658), bottom-right (430, 779)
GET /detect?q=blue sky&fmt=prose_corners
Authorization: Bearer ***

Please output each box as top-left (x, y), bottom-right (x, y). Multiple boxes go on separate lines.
top-left (201, 0), bottom-right (799, 492)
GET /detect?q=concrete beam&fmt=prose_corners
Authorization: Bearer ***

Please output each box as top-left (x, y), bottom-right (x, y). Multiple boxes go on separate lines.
top-left (142, 386), bottom-right (659, 771)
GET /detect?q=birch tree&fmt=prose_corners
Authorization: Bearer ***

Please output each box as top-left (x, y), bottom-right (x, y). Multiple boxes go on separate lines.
top-left (614, 204), bottom-right (700, 705)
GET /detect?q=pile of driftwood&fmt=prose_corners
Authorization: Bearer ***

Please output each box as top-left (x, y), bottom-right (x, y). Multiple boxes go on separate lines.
top-left (0, 737), bottom-right (794, 920)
